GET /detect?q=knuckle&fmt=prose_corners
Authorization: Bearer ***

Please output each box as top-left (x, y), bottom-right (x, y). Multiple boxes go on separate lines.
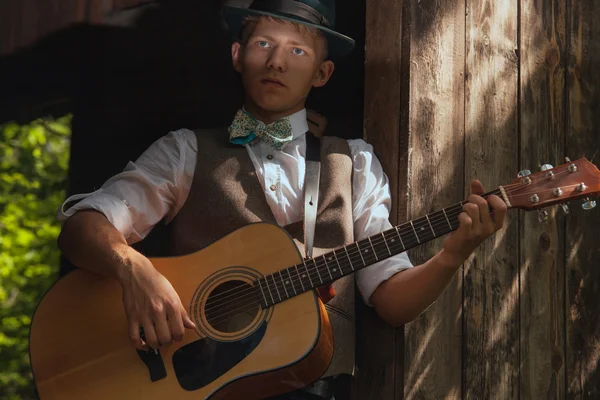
top-left (151, 302), bottom-right (163, 315)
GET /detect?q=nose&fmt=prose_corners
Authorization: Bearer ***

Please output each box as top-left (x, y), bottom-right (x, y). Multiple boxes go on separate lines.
top-left (266, 46), bottom-right (287, 72)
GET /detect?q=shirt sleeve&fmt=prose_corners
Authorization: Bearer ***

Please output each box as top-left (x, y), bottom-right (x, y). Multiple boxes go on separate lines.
top-left (349, 139), bottom-right (414, 306)
top-left (56, 129), bottom-right (196, 244)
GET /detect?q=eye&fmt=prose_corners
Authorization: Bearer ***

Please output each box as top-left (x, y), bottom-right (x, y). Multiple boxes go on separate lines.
top-left (292, 48), bottom-right (306, 56)
top-left (257, 40), bottom-right (270, 48)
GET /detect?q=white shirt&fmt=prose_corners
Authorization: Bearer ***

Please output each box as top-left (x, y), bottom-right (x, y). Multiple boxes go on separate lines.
top-left (57, 109), bottom-right (413, 305)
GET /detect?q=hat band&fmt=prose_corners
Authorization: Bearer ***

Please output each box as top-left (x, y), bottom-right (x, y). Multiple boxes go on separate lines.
top-left (250, 0), bottom-right (330, 27)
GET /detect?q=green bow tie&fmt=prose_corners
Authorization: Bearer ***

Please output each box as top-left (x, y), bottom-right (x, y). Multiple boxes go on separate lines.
top-left (228, 109), bottom-right (294, 151)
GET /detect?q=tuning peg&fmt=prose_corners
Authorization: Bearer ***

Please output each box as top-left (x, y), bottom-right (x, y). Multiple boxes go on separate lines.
top-left (561, 204), bottom-right (570, 215)
top-left (582, 198), bottom-right (597, 211)
top-left (540, 164), bottom-right (554, 171)
top-left (518, 169), bottom-right (532, 178)
top-left (537, 210), bottom-right (549, 222)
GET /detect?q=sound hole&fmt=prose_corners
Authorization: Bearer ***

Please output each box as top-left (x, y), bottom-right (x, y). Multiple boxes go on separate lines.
top-left (204, 280), bottom-right (259, 333)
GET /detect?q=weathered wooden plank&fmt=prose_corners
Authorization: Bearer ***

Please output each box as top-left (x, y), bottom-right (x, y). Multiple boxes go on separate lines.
top-left (464, 0), bottom-right (519, 399)
top-left (358, 0), bottom-right (403, 397)
top-left (519, 0), bottom-right (567, 399)
top-left (402, 0), bottom-right (465, 398)
top-left (566, 0), bottom-right (600, 398)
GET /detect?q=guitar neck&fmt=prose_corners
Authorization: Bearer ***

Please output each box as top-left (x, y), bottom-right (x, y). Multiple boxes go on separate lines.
top-left (255, 188), bottom-right (505, 307)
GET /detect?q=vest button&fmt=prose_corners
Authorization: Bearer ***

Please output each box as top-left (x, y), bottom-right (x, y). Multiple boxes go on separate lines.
top-left (267, 155), bottom-right (273, 160)
top-left (270, 184), bottom-right (277, 191)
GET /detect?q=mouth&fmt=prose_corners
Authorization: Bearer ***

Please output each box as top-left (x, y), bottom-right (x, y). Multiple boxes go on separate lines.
top-left (261, 78), bottom-right (286, 87)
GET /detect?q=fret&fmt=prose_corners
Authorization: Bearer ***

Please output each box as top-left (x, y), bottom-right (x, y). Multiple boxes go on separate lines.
top-left (257, 279), bottom-right (268, 306)
top-left (343, 245), bottom-right (355, 271)
top-left (381, 232), bottom-right (391, 255)
top-left (264, 277), bottom-right (275, 305)
top-left (269, 274), bottom-right (282, 302)
top-left (278, 270), bottom-right (289, 298)
top-left (425, 214), bottom-right (436, 236)
top-left (332, 251), bottom-right (343, 276)
top-left (409, 220), bottom-right (421, 244)
top-left (356, 242), bottom-right (367, 266)
top-left (313, 259), bottom-right (324, 284)
top-left (286, 268), bottom-right (297, 295)
top-left (303, 260), bottom-right (314, 286)
top-left (442, 208), bottom-right (453, 230)
top-left (367, 237), bottom-right (379, 261)
top-left (394, 226), bottom-right (406, 250)
top-left (323, 255), bottom-right (334, 279)
top-left (293, 264), bottom-right (306, 291)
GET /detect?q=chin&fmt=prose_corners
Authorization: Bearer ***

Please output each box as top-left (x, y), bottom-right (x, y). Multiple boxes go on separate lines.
top-left (253, 96), bottom-right (296, 113)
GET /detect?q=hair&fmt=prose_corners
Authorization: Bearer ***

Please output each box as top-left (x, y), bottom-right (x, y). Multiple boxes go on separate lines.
top-left (238, 15), bottom-right (329, 61)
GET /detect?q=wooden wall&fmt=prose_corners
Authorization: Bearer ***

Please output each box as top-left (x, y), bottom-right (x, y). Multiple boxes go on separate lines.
top-left (365, 0), bottom-right (600, 398)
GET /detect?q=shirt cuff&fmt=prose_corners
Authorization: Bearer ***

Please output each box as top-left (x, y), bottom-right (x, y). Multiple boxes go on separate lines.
top-left (355, 251), bottom-right (414, 306)
top-left (56, 189), bottom-right (135, 243)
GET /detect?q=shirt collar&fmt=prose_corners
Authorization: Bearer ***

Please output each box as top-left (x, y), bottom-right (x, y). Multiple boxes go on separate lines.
top-left (241, 106), bottom-right (308, 141)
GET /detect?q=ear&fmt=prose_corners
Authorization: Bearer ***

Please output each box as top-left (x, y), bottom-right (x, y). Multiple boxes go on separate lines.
top-left (312, 60), bottom-right (335, 88)
top-left (231, 42), bottom-right (243, 74)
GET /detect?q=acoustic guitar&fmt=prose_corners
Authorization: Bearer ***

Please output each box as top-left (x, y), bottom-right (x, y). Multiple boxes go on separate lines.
top-left (29, 158), bottom-right (600, 399)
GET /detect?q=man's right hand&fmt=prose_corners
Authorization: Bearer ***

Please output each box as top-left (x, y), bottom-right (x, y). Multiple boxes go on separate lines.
top-left (117, 249), bottom-right (196, 351)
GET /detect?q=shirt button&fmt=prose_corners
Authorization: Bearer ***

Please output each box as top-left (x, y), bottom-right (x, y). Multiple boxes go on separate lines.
top-left (270, 184), bottom-right (277, 191)
top-left (267, 155), bottom-right (273, 160)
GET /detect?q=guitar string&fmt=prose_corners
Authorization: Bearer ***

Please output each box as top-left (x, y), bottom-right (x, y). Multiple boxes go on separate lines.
top-left (203, 173), bottom-right (575, 317)
top-left (204, 167), bottom-right (582, 309)
top-left (206, 194), bottom-right (583, 325)
top-left (205, 192), bottom-right (510, 320)
top-left (202, 189), bottom-right (500, 315)
top-left (203, 171), bottom-right (581, 321)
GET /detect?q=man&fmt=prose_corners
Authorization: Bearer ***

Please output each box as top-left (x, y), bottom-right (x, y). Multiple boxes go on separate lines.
top-left (57, 1), bottom-right (507, 399)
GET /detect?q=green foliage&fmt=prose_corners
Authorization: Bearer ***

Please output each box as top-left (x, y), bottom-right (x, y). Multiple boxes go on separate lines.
top-left (0, 115), bottom-right (71, 400)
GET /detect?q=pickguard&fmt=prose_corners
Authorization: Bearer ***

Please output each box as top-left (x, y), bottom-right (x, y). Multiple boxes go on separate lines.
top-left (172, 321), bottom-right (267, 391)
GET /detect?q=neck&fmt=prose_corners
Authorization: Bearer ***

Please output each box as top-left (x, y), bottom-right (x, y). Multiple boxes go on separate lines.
top-left (244, 99), bottom-right (305, 125)
top-left (254, 188), bottom-right (507, 308)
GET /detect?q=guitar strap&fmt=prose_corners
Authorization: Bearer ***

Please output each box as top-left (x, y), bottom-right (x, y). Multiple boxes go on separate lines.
top-left (304, 131), bottom-right (336, 303)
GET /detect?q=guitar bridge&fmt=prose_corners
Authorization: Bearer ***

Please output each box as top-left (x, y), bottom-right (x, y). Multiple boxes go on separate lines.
top-left (136, 327), bottom-right (167, 382)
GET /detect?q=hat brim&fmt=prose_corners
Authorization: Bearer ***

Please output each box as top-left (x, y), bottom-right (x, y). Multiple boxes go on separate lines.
top-left (221, 5), bottom-right (355, 59)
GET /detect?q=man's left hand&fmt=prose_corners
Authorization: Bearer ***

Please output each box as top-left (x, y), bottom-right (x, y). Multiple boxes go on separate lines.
top-left (440, 179), bottom-right (508, 267)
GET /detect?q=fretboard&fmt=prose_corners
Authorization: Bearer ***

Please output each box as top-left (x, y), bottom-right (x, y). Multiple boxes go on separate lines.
top-left (254, 189), bottom-right (503, 308)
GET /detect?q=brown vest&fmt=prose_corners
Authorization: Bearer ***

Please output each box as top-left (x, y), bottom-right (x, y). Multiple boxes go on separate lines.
top-left (165, 127), bottom-right (356, 377)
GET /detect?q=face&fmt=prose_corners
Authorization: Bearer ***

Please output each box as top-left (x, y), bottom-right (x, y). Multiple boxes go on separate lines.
top-left (231, 17), bottom-right (334, 123)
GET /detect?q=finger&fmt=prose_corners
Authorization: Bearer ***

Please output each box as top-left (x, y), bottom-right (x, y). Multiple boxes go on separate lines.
top-left (471, 179), bottom-right (485, 195)
top-left (141, 318), bottom-right (161, 350)
top-left (457, 210), bottom-right (472, 231)
top-left (182, 308), bottom-right (197, 330)
top-left (167, 304), bottom-right (185, 342)
top-left (463, 203), bottom-right (480, 228)
top-left (488, 194), bottom-right (508, 230)
top-left (129, 320), bottom-right (148, 351)
top-left (154, 313), bottom-right (173, 347)
top-left (469, 194), bottom-right (493, 229)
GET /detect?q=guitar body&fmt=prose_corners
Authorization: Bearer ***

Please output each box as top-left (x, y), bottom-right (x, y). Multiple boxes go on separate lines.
top-left (29, 223), bottom-right (334, 400)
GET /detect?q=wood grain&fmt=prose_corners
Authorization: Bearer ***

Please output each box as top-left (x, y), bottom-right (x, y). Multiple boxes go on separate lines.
top-left (464, 0), bottom-right (520, 398)
top-left (519, 0), bottom-right (567, 399)
top-left (566, 0), bottom-right (600, 398)
top-left (358, 0), bottom-right (404, 398)
top-left (402, 0), bottom-right (465, 399)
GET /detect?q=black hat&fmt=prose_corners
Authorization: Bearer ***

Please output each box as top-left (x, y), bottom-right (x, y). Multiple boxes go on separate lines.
top-left (222, 0), bottom-right (355, 59)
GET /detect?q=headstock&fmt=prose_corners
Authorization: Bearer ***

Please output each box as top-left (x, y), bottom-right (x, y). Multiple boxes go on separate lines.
top-left (502, 158), bottom-right (600, 220)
